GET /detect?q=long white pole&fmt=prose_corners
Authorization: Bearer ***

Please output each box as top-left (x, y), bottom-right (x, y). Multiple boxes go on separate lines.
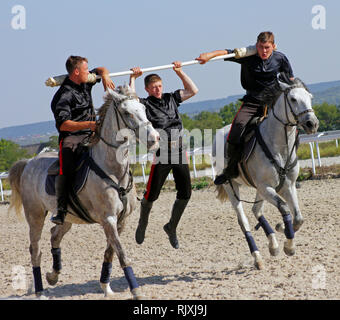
top-left (107, 53), bottom-right (236, 78)
top-left (45, 53), bottom-right (236, 87)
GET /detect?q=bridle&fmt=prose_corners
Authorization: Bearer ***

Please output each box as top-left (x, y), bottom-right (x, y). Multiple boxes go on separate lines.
top-left (256, 83), bottom-right (314, 193)
top-left (272, 85), bottom-right (314, 127)
top-left (96, 95), bottom-right (152, 149)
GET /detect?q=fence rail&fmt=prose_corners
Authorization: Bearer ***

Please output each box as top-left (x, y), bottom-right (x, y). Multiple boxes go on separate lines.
top-left (1, 130), bottom-right (340, 201)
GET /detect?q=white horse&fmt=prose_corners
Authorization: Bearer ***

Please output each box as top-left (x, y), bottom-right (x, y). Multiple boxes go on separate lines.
top-left (8, 85), bottom-right (159, 299)
top-left (213, 78), bottom-right (319, 269)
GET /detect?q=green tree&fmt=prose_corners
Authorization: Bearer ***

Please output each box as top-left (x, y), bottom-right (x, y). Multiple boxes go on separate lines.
top-left (219, 101), bottom-right (242, 125)
top-left (0, 139), bottom-right (30, 172)
top-left (313, 103), bottom-right (340, 131)
top-left (45, 135), bottom-right (59, 150)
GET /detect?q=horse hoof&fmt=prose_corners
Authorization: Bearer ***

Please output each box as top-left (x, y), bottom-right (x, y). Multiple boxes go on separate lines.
top-left (132, 288), bottom-right (144, 300)
top-left (46, 271), bottom-right (59, 286)
top-left (284, 241), bottom-right (295, 256)
top-left (252, 251), bottom-right (264, 270)
top-left (275, 223), bottom-right (284, 233)
top-left (100, 282), bottom-right (115, 298)
top-left (269, 246), bottom-right (280, 256)
top-left (255, 259), bottom-right (265, 270)
top-left (284, 246), bottom-right (295, 256)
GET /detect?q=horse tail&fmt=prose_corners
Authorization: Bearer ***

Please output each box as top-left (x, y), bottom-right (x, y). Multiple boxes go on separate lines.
top-left (215, 184), bottom-right (229, 203)
top-left (8, 159), bottom-right (29, 220)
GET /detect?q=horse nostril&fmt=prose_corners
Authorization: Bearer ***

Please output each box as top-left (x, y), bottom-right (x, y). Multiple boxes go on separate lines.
top-left (306, 120), bottom-right (314, 128)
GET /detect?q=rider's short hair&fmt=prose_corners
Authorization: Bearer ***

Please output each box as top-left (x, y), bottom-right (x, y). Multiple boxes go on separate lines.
top-left (144, 74), bottom-right (162, 88)
top-left (66, 56), bottom-right (88, 75)
top-left (257, 31), bottom-right (275, 44)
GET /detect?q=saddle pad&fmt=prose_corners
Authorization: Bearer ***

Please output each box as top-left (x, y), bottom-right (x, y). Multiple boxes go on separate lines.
top-left (241, 134), bottom-right (257, 163)
top-left (45, 152), bottom-right (91, 196)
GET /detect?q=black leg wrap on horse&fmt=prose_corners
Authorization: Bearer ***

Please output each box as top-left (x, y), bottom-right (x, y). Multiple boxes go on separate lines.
top-left (51, 247), bottom-right (62, 272)
top-left (123, 266), bottom-right (139, 291)
top-left (257, 216), bottom-right (274, 237)
top-left (283, 214), bottom-right (295, 239)
top-left (32, 266), bottom-right (43, 293)
top-left (100, 262), bottom-right (112, 284)
top-left (245, 231), bottom-right (258, 253)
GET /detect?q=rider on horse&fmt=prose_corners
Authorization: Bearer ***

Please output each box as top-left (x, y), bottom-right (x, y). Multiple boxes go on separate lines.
top-left (196, 31), bottom-right (294, 185)
top-left (50, 56), bottom-right (115, 225)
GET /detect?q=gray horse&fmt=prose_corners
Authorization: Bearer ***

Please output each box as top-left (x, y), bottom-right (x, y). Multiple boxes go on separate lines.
top-left (213, 78), bottom-right (319, 269)
top-left (8, 85), bottom-right (159, 299)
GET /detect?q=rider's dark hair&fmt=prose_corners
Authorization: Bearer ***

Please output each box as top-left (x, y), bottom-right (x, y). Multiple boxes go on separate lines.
top-left (66, 56), bottom-right (88, 75)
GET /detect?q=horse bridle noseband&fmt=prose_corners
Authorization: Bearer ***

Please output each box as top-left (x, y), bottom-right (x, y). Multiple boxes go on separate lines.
top-left (96, 95), bottom-right (151, 149)
top-left (273, 86), bottom-right (314, 127)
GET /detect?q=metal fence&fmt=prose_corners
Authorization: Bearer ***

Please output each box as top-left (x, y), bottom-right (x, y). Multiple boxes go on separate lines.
top-left (1, 130), bottom-right (340, 201)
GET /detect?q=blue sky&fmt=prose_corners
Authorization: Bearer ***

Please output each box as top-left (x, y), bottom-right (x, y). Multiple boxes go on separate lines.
top-left (1, 0), bottom-right (339, 128)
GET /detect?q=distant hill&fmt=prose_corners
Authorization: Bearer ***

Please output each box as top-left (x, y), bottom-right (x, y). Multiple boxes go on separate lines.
top-left (179, 94), bottom-right (242, 116)
top-left (0, 120), bottom-right (56, 145)
top-left (312, 85), bottom-right (340, 105)
top-left (180, 80), bottom-right (340, 116)
top-left (1, 79), bottom-right (339, 146)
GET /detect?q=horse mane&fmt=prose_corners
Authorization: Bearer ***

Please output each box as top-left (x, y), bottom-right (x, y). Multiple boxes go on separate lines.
top-left (260, 75), bottom-right (311, 109)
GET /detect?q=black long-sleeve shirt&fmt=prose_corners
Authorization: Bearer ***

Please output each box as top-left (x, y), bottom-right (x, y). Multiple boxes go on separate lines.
top-left (51, 69), bottom-right (100, 141)
top-left (225, 50), bottom-right (294, 103)
top-left (139, 90), bottom-right (183, 140)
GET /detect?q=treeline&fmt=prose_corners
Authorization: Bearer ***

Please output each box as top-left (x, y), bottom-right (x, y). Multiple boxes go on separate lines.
top-left (182, 101), bottom-right (340, 134)
top-left (0, 102), bottom-right (339, 172)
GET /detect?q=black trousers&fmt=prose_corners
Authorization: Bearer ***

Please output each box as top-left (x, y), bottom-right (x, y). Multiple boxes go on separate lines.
top-left (59, 135), bottom-right (87, 178)
top-left (227, 102), bottom-right (264, 145)
top-left (144, 155), bottom-right (192, 202)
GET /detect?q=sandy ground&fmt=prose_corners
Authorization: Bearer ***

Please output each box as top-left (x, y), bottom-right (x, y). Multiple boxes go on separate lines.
top-left (0, 178), bottom-right (339, 300)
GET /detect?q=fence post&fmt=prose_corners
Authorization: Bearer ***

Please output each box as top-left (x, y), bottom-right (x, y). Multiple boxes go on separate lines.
top-left (316, 142), bottom-right (322, 167)
top-left (141, 162), bottom-right (146, 184)
top-left (0, 178), bottom-right (4, 202)
top-left (208, 153), bottom-right (215, 180)
top-left (192, 149), bottom-right (198, 178)
top-left (309, 142), bottom-right (316, 175)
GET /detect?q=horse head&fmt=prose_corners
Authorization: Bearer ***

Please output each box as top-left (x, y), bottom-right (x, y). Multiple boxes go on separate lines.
top-left (99, 85), bottom-right (159, 151)
top-left (262, 74), bottom-right (319, 134)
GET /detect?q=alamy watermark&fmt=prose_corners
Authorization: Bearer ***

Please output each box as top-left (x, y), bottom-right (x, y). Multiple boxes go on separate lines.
top-left (311, 264), bottom-right (326, 289)
top-left (11, 265), bottom-right (27, 291)
top-left (311, 5), bottom-right (326, 30)
top-left (11, 5), bottom-right (26, 30)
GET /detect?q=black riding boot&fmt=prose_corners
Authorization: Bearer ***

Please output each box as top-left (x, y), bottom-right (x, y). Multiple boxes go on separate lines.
top-left (51, 175), bottom-right (68, 225)
top-left (214, 143), bottom-right (242, 185)
top-left (135, 198), bottom-right (153, 244)
top-left (163, 198), bottom-right (189, 249)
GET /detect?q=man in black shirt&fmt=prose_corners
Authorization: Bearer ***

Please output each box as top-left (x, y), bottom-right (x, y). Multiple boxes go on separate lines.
top-left (196, 31), bottom-right (294, 184)
top-left (50, 55), bottom-right (115, 224)
top-left (129, 61), bottom-right (198, 248)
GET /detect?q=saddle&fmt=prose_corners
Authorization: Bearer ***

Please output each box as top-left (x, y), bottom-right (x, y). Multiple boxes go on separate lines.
top-left (237, 116), bottom-right (265, 188)
top-left (45, 148), bottom-right (134, 224)
top-left (45, 149), bottom-right (95, 223)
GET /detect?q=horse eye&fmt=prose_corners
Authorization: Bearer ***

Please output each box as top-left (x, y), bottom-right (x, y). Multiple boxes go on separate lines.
top-left (291, 97), bottom-right (297, 103)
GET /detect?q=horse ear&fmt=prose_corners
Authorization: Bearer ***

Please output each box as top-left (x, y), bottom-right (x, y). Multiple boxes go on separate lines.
top-left (277, 73), bottom-right (291, 91)
top-left (105, 88), bottom-right (125, 103)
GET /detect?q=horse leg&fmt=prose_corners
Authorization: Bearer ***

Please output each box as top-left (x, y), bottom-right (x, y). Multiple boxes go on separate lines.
top-left (252, 193), bottom-right (279, 256)
top-left (25, 209), bottom-right (46, 296)
top-left (279, 184), bottom-right (304, 232)
top-left (102, 215), bottom-right (142, 299)
top-left (225, 183), bottom-right (264, 270)
top-left (257, 186), bottom-right (295, 256)
top-left (99, 243), bottom-right (115, 297)
top-left (46, 222), bottom-right (72, 286)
